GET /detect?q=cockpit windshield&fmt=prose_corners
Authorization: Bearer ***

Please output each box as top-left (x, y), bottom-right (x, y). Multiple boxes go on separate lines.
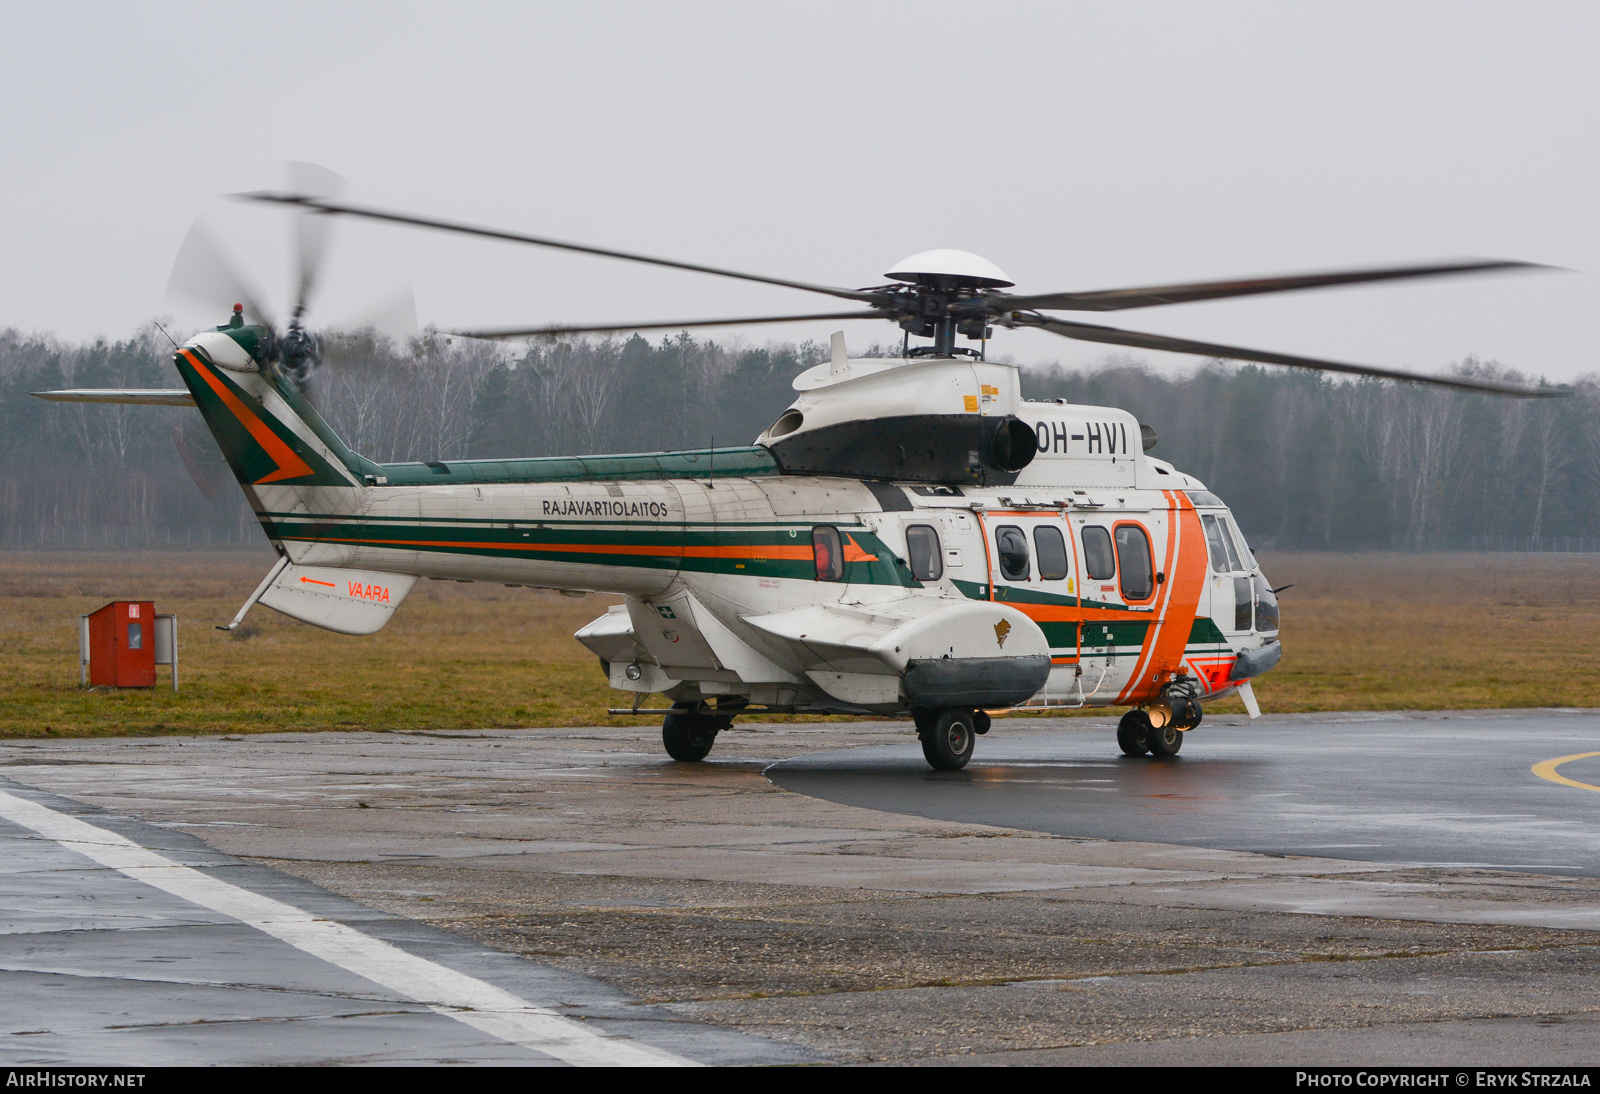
top-left (1200, 511), bottom-right (1257, 574)
top-left (1253, 572), bottom-right (1280, 633)
top-left (1202, 513), bottom-right (1244, 572)
top-left (1225, 516), bottom-right (1256, 568)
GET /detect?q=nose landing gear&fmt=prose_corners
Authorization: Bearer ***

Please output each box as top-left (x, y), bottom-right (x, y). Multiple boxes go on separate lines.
top-left (1117, 708), bottom-right (1191, 757)
top-left (1117, 708), bottom-right (1152, 756)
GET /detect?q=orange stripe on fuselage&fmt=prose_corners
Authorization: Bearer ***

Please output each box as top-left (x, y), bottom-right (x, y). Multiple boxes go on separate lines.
top-left (1117, 496), bottom-right (1181, 702)
top-left (1001, 602), bottom-right (1150, 624)
top-left (1143, 492), bottom-right (1208, 696)
top-left (181, 350), bottom-right (315, 485)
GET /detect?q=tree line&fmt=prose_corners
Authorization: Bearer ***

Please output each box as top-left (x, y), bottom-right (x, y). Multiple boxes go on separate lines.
top-left (1, 323), bottom-right (1593, 551)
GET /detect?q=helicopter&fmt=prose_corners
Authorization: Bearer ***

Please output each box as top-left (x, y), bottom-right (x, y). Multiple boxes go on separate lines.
top-left (36, 172), bottom-right (1564, 770)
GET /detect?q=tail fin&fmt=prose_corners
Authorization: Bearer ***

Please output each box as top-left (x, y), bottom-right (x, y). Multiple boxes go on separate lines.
top-left (171, 329), bottom-right (380, 489)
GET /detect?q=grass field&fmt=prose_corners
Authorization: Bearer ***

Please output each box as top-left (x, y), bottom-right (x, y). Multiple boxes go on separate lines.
top-left (4, 548), bottom-right (1599, 737)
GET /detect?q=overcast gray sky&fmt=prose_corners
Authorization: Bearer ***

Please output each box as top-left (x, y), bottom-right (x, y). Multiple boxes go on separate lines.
top-left (2, 1), bottom-right (1596, 380)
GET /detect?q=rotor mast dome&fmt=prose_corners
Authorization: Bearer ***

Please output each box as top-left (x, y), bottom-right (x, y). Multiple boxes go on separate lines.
top-left (885, 249), bottom-right (1014, 289)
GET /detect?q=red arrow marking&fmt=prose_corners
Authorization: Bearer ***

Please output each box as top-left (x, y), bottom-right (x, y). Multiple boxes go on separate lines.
top-left (299, 577), bottom-right (336, 587)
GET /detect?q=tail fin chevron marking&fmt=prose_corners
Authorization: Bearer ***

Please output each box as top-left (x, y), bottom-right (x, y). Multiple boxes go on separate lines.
top-left (180, 350), bottom-right (316, 484)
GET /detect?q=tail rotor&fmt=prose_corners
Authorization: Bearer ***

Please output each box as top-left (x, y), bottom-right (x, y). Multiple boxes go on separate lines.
top-left (165, 162), bottom-right (350, 389)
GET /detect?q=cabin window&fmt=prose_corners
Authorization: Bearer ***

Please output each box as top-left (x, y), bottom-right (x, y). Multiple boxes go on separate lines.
top-left (812, 526), bottom-right (844, 581)
top-left (995, 525), bottom-right (1031, 581)
top-left (1081, 526), bottom-right (1115, 581)
top-left (1034, 525), bottom-right (1069, 581)
top-left (126, 622), bottom-right (142, 650)
top-left (905, 525), bottom-right (942, 581)
top-left (1114, 524), bottom-right (1154, 600)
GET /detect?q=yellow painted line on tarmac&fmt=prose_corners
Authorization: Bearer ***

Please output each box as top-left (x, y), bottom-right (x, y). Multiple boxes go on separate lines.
top-left (1532, 751), bottom-right (1600, 792)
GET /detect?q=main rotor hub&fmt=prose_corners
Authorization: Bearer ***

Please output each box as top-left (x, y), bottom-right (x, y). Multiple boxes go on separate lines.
top-left (877, 251), bottom-right (1011, 353)
top-left (884, 249), bottom-right (1014, 289)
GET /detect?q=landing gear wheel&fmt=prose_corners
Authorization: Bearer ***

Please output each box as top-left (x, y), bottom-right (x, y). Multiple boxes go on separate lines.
top-left (1148, 723), bottom-right (1184, 757)
top-left (1117, 709), bottom-right (1152, 756)
top-left (662, 703), bottom-right (718, 762)
top-left (920, 708), bottom-right (976, 771)
top-left (972, 710), bottom-right (992, 736)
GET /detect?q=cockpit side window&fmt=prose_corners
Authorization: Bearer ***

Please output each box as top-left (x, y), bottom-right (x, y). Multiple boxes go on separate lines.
top-left (1233, 576), bottom-right (1254, 631)
top-left (1081, 525), bottom-right (1115, 581)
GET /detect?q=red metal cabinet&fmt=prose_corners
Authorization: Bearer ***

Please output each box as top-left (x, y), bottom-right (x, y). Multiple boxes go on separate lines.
top-left (85, 601), bottom-right (156, 688)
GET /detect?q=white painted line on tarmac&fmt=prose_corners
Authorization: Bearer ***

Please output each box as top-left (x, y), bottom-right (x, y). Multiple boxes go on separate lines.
top-left (0, 787), bottom-right (696, 1067)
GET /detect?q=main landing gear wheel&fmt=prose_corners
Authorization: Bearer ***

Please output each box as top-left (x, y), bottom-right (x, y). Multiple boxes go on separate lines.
top-left (1117, 709), bottom-right (1152, 757)
top-left (662, 702), bottom-right (722, 762)
top-left (1147, 722), bottom-right (1184, 757)
top-left (920, 708), bottom-right (977, 771)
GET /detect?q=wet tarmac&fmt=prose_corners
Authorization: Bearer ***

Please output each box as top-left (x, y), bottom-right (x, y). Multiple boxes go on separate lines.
top-left (0, 777), bottom-right (804, 1067)
top-left (3, 712), bottom-right (1600, 1065)
top-left (768, 711), bottom-right (1600, 876)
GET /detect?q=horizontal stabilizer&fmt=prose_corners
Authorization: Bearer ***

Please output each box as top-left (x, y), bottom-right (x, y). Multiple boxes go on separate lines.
top-left (33, 389), bottom-right (197, 407)
top-left (222, 557), bottom-right (418, 636)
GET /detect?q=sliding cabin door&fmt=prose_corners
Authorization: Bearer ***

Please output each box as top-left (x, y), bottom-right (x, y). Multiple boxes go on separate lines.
top-left (980, 511), bottom-right (1080, 699)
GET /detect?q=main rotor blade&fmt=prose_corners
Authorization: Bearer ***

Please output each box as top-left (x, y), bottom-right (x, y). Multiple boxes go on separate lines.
top-left (996, 259), bottom-right (1551, 313)
top-left (345, 285), bottom-right (418, 344)
top-left (1013, 314), bottom-right (1566, 398)
top-left (285, 162), bottom-right (346, 321)
top-left (453, 309), bottom-right (892, 340)
top-left (237, 192), bottom-right (881, 305)
top-left (166, 219), bottom-right (275, 329)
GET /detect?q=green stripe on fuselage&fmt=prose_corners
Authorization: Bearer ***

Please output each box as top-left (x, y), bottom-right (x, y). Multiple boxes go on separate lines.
top-left (263, 518), bottom-right (915, 584)
top-left (1082, 620), bottom-right (1152, 649)
top-left (991, 584), bottom-right (1077, 608)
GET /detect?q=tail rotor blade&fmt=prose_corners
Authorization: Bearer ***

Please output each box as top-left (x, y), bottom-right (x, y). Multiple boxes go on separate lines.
top-left (166, 219), bottom-right (275, 328)
top-left (285, 161), bottom-right (347, 321)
